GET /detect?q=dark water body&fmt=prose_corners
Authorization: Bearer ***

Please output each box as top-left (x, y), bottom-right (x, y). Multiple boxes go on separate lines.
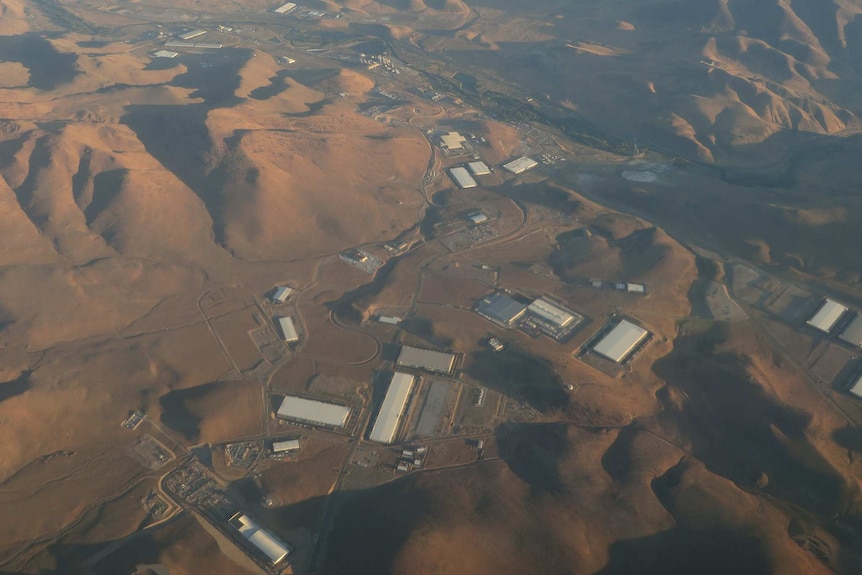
top-left (0, 33), bottom-right (78, 90)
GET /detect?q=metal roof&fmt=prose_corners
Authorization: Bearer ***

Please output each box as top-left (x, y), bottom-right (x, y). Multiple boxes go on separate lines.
top-left (593, 320), bottom-right (649, 363)
top-left (278, 316), bottom-right (299, 342)
top-left (477, 293), bottom-right (527, 326)
top-left (276, 396), bottom-right (350, 427)
top-left (527, 297), bottom-right (577, 328)
top-left (503, 156), bottom-right (538, 174)
top-left (179, 29), bottom-right (206, 40)
top-left (849, 375), bottom-right (862, 399)
top-left (397, 346), bottom-right (456, 375)
top-left (468, 161), bottom-right (491, 175)
top-left (231, 513), bottom-right (290, 565)
top-left (272, 439), bottom-right (301, 452)
top-left (449, 167), bottom-right (477, 189)
top-left (274, 2), bottom-right (296, 13)
top-left (440, 131), bottom-right (466, 150)
top-left (369, 372), bottom-right (415, 444)
top-left (272, 286), bottom-right (293, 302)
top-left (806, 299), bottom-right (847, 333)
top-left (839, 314), bottom-right (862, 347)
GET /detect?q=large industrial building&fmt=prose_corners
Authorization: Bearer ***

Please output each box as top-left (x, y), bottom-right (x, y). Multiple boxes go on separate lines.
top-left (468, 161), bottom-right (491, 176)
top-left (272, 439), bottom-right (301, 453)
top-left (476, 292), bottom-right (527, 327)
top-left (806, 299), bottom-right (848, 333)
top-left (848, 375), bottom-right (862, 400)
top-left (503, 156), bottom-right (538, 174)
top-left (525, 297), bottom-right (583, 339)
top-left (229, 512), bottom-right (291, 566)
top-left (397, 345), bottom-right (457, 375)
top-left (839, 314), bottom-right (862, 348)
top-left (276, 396), bottom-right (351, 428)
top-left (274, 1), bottom-right (297, 13)
top-left (439, 131), bottom-right (467, 152)
top-left (368, 372), bottom-right (416, 444)
top-left (592, 320), bottom-right (649, 363)
top-left (449, 167), bottom-right (478, 189)
top-left (179, 29), bottom-right (207, 40)
top-left (278, 316), bottom-right (299, 342)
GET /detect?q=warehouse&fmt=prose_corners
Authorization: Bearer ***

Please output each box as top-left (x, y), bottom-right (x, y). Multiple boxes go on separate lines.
top-left (229, 512), bottom-right (290, 566)
top-left (272, 439), bottom-right (301, 453)
top-left (274, 2), bottom-right (297, 13)
top-left (849, 375), bottom-right (862, 400)
top-left (397, 345), bottom-right (456, 375)
top-left (503, 156), bottom-right (538, 174)
top-left (806, 299), bottom-right (848, 333)
top-left (276, 396), bottom-right (350, 428)
top-left (368, 372), bottom-right (416, 444)
top-left (468, 161), bottom-right (491, 176)
top-left (528, 297), bottom-right (577, 329)
top-left (449, 167), bottom-right (477, 189)
top-left (439, 131), bottom-right (467, 152)
top-left (476, 292), bottom-right (527, 327)
top-left (271, 286), bottom-right (293, 303)
top-left (839, 314), bottom-right (862, 348)
top-left (592, 320), bottom-right (649, 363)
top-left (152, 50), bottom-right (178, 58)
top-left (278, 316), bottom-right (299, 342)
top-left (179, 29), bottom-right (207, 40)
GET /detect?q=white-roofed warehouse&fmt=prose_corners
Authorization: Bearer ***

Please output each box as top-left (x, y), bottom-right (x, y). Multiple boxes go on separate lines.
top-left (806, 299), bottom-right (848, 333)
top-left (396, 346), bottom-right (456, 375)
top-left (229, 512), bottom-right (290, 565)
top-left (449, 167), bottom-right (477, 189)
top-left (839, 314), bottom-right (862, 347)
top-left (276, 396), bottom-right (350, 428)
top-left (592, 320), bottom-right (649, 363)
top-left (468, 161), bottom-right (491, 175)
top-left (278, 316), bottom-right (299, 342)
top-left (476, 292), bottom-right (527, 327)
top-left (503, 156), bottom-right (538, 174)
top-left (528, 297), bottom-right (577, 329)
top-left (369, 372), bottom-right (415, 444)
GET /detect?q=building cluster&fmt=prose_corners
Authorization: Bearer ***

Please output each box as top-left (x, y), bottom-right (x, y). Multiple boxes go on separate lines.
top-left (475, 292), bottom-right (583, 341)
top-left (806, 298), bottom-right (862, 349)
top-left (396, 446), bottom-right (427, 472)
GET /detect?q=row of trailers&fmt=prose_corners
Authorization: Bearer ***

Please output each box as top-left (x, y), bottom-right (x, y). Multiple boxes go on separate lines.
top-left (273, 345), bottom-right (458, 445)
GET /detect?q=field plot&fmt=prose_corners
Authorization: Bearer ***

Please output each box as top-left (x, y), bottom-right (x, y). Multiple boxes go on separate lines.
top-left (127, 434), bottom-right (173, 470)
top-left (249, 324), bottom-right (288, 364)
top-left (211, 309), bottom-right (267, 373)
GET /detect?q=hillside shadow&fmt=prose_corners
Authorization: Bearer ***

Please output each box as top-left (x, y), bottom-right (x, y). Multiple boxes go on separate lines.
top-left (464, 349), bottom-right (568, 412)
top-left (651, 322), bottom-right (850, 517)
top-left (496, 422), bottom-right (568, 495)
top-left (0, 33), bottom-right (78, 90)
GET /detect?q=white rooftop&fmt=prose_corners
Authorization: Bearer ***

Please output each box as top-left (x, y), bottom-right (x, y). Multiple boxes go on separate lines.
top-left (449, 167), bottom-right (477, 189)
top-left (231, 513), bottom-right (290, 565)
top-left (397, 346), bottom-right (456, 375)
top-left (276, 396), bottom-right (350, 428)
top-left (806, 299), bottom-right (847, 333)
top-left (272, 286), bottom-right (293, 302)
top-left (153, 50), bottom-right (178, 58)
top-left (369, 372), bottom-right (415, 444)
top-left (503, 156), bottom-right (538, 174)
top-left (440, 131), bottom-right (467, 150)
top-left (593, 320), bottom-right (649, 363)
top-left (849, 374), bottom-right (862, 400)
top-left (272, 439), bottom-right (301, 452)
top-left (468, 161), bottom-right (491, 176)
top-left (278, 316), bottom-right (299, 342)
top-left (839, 314), bottom-right (862, 347)
top-left (274, 2), bottom-right (296, 13)
top-left (528, 297), bottom-right (577, 329)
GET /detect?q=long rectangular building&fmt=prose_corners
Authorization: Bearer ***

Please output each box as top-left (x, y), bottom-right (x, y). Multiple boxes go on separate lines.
top-left (229, 512), bottom-right (290, 566)
top-left (592, 320), bottom-right (649, 363)
top-left (806, 299), bottom-right (848, 333)
top-left (449, 167), bottom-right (477, 189)
top-left (849, 375), bottom-right (862, 400)
top-left (276, 396), bottom-right (350, 428)
top-left (179, 29), bottom-right (207, 40)
top-left (368, 372), bottom-right (415, 444)
top-left (468, 161), bottom-right (491, 176)
top-left (528, 297), bottom-right (577, 329)
top-left (839, 314), bottom-right (862, 348)
top-left (272, 439), bottom-right (301, 453)
top-left (278, 316), bottom-right (299, 342)
top-left (476, 292), bottom-right (527, 327)
top-left (503, 156), bottom-right (538, 174)
top-left (396, 346), bottom-right (456, 375)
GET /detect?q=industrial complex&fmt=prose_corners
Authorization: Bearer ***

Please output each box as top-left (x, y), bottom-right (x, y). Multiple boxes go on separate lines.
top-left (396, 345), bottom-right (457, 375)
top-left (229, 512), bottom-right (291, 567)
top-left (276, 396), bottom-right (351, 429)
top-left (369, 372), bottom-right (416, 444)
top-left (474, 291), bottom-right (583, 340)
top-left (806, 299), bottom-right (848, 333)
top-left (591, 319), bottom-right (650, 363)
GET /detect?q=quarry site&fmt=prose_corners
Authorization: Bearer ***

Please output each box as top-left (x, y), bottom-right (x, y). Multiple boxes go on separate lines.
top-left (0, 0), bottom-right (862, 574)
